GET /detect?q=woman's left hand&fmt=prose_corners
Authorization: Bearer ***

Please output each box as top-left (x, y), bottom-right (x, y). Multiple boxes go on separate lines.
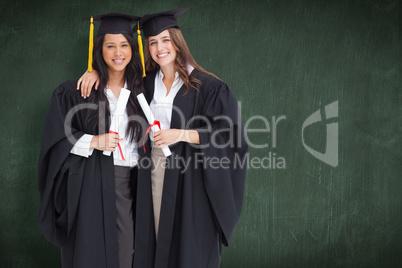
top-left (152, 129), bottom-right (183, 147)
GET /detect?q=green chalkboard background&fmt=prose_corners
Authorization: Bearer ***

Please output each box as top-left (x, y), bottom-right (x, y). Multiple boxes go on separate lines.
top-left (0, 0), bottom-right (400, 267)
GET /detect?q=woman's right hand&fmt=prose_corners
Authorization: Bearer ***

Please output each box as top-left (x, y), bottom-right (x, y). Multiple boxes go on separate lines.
top-left (77, 70), bottom-right (100, 98)
top-left (90, 133), bottom-right (120, 151)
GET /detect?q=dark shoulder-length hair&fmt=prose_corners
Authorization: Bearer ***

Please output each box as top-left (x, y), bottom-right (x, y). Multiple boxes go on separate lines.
top-left (144, 27), bottom-right (219, 94)
top-left (86, 32), bottom-right (144, 143)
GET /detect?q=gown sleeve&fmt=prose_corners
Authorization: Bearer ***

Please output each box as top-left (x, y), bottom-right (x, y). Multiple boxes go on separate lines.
top-left (70, 134), bottom-right (95, 157)
top-left (37, 80), bottom-right (87, 246)
top-left (194, 78), bottom-right (248, 246)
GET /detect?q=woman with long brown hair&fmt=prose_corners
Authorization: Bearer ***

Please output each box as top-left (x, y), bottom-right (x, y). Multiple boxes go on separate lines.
top-left (38, 13), bottom-right (144, 268)
top-left (77, 8), bottom-right (248, 267)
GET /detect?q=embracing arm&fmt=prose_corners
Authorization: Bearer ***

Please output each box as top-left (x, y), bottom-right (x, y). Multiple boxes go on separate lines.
top-left (76, 70), bottom-right (100, 98)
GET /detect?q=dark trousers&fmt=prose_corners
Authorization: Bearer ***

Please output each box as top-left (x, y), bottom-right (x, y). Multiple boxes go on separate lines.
top-left (114, 165), bottom-right (134, 268)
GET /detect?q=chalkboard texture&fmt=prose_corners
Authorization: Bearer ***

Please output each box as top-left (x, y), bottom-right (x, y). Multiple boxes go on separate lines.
top-left (0, 0), bottom-right (400, 267)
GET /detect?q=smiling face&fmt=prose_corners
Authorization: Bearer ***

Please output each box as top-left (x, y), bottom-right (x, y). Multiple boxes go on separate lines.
top-left (102, 33), bottom-right (132, 74)
top-left (148, 29), bottom-right (177, 71)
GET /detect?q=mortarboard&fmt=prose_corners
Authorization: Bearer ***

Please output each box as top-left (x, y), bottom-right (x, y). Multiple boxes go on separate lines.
top-left (85, 13), bottom-right (145, 76)
top-left (139, 7), bottom-right (189, 38)
top-left (85, 13), bottom-right (141, 36)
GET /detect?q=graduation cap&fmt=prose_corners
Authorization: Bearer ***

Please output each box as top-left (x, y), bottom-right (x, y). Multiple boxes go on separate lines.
top-left (85, 13), bottom-right (145, 76)
top-left (88, 13), bottom-right (141, 35)
top-left (139, 7), bottom-right (189, 38)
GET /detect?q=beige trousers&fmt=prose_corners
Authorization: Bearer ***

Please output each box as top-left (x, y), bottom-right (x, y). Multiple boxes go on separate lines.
top-left (151, 146), bottom-right (166, 239)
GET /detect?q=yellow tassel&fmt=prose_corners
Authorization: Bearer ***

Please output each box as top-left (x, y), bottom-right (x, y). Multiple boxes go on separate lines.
top-left (88, 16), bottom-right (94, 72)
top-left (137, 21), bottom-right (146, 77)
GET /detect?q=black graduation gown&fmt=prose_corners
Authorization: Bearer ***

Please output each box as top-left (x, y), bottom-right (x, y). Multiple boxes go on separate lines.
top-left (134, 69), bottom-right (248, 268)
top-left (38, 79), bottom-right (135, 268)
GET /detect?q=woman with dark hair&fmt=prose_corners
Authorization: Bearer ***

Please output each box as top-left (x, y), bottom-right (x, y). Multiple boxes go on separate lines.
top-left (38, 13), bottom-right (144, 268)
top-left (78, 8), bottom-right (248, 268)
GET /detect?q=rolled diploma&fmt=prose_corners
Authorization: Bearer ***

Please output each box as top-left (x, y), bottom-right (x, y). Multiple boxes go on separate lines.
top-left (103, 88), bottom-right (131, 156)
top-left (137, 93), bottom-right (172, 157)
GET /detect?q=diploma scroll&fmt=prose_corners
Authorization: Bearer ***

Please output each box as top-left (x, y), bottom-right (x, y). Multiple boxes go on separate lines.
top-left (103, 88), bottom-right (131, 157)
top-left (137, 93), bottom-right (172, 157)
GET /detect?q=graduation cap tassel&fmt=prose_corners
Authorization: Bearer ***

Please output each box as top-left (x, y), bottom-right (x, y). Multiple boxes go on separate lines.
top-left (88, 16), bottom-right (94, 72)
top-left (137, 21), bottom-right (146, 77)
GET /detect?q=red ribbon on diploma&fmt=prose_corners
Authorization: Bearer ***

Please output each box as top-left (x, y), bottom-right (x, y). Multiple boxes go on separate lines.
top-left (108, 130), bottom-right (125, 160)
top-left (143, 120), bottom-right (161, 152)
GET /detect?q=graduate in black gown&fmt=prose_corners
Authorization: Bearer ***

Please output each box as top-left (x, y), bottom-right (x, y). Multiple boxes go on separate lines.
top-left (38, 13), bottom-right (145, 268)
top-left (78, 7), bottom-right (248, 268)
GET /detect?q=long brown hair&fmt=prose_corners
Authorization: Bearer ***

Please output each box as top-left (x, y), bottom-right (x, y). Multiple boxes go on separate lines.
top-left (144, 27), bottom-right (219, 94)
